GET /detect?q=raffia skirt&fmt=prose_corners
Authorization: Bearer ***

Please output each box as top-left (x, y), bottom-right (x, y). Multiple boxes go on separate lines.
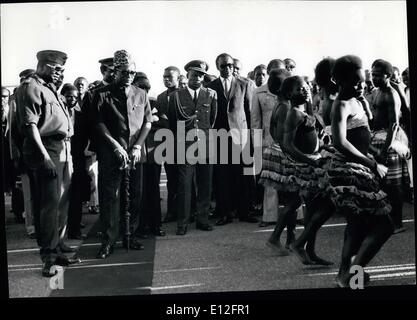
top-left (258, 143), bottom-right (329, 199)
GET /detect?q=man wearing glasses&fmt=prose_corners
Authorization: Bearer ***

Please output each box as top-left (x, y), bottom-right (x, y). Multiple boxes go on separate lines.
top-left (15, 50), bottom-right (79, 277)
top-left (87, 50), bottom-right (152, 259)
top-left (284, 58), bottom-right (297, 75)
top-left (206, 53), bottom-right (258, 226)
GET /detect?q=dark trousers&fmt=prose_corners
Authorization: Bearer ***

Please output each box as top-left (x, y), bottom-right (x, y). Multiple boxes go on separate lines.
top-left (138, 163), bottom-right (162, 233)
top-left (213, 140), bottom-right (251, 219)
top-left (97, 150), bottom-right (143, 246)
top-left (164, 163), bottom-right (178, 219)
top-left (29, 153), bottom-right (72, 263)
top-left (67, 161), bottom-right (90, 236)
top-left (177, 162), bottom-right (212, 228)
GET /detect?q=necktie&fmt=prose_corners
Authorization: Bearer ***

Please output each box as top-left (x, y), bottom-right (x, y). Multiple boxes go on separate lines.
top-left (193, 90), bottom-right (198, 106)
top-left (224, 78), bottom-right (228, 98)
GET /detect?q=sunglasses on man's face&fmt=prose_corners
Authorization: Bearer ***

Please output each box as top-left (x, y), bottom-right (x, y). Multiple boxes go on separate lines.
top-left (117, 69), bottom-right (136, 77)
top-left (220, 63), bottom-right (234, 70)
top-left (287, 65), bottom-right (296, 70)
top-left (46, 63), bottom-right (65, 73)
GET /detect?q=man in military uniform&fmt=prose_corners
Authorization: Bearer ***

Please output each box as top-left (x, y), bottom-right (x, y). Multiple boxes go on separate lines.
top-left (156, 66), bottom-right (181, 223)
top-left (168, 60), bottom-right (217, 235)
top-left (87, 50), bottom-right (152, 259)
top-left (15, 50), bottom-right (78, 277)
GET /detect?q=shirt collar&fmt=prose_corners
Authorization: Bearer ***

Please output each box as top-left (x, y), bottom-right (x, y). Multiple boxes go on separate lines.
top-left (187, 86), bottom-right (201, 97)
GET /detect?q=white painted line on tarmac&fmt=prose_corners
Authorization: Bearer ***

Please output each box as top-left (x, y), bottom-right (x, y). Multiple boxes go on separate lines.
top-left (155, 266), bottom-right (221, 273)
top-left (306, 263), bottom-right (415, 277)
top-left (9, 261), bottom-right (153, 272)
top-left (134, 283), bottom-right (204, 291)
top-left (68, 261), bottom-right (153, 269)
top-left (370, 271), bottom-right (416, 279)
top-left (254, 219), bottom-right (415, 233)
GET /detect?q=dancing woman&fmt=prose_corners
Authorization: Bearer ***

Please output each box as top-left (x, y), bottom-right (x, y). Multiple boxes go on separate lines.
top-left (328, 55), bottom-right (394, 287)
top-left (261, 75), bottom-right (334, 264)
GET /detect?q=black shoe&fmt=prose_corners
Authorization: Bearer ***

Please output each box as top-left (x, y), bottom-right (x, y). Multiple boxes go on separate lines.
top-left (123, 238), bottom-right (144, 250)
top-left (296, 218), bottom-right (305, 226)
top-left (42, 260), bottom-right (56, 277)
top-left (68, 233), bottom-right (88, 240)
top-left (239, 216), bottom-right (258, 223)
top-left (196, 223), bottom-right (213, 231)
top-left (215, 216), bottom-right (233, 226)
top-left (28, 232), bottom-right (37, 239)
top-left (59, 244), bottom-right (76, 253)
top-left (176, 225), bottom-right (188, 235)
top-left (259, 221), bottom-right (269, 227)
top-left (96, 243), bottom-right (113, 259)
top-left (54, 255), bottom-right (81, 266)
top-left (153, 228), bottom-right (166, 237)
top-left (393, 226), bottom-right (406, 234)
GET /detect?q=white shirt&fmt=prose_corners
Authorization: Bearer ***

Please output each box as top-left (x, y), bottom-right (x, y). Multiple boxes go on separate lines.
top-left (187, 86), bottom-right (201, 101)
top-left (221, 76), bottom-right (233, 95)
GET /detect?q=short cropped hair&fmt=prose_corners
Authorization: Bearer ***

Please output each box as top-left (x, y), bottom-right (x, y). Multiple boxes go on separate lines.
top-left (267, 69), bottom-right (291, 95)
top-left (267, 59), bottom-right (285, 75)
top-left (61, 83), bottom-right (77, 96)
top-left (332, 55), bottom-right (362, 83)
top-left (215, 53), bottom-right (233, 68)
top-left (371, 59), bottom-right (393, 77)
top-left (254, 64), bottom-right (267, 75)
top-left (281, 75), bottom-right (304, 100)
top-left (164, 66), bottom-right (180, 75)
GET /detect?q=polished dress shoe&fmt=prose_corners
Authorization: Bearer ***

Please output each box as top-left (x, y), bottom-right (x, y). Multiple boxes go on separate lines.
top-left (96, 243), bottom-right (113, 259)
top-left (215, 216), bottom-right (233, 226)
top-left (196, 223), bottom-right (213, 231)
top-left (152, 228), bottom-right (166, 236)
top-left (176, 225), bottom-right (188, 235)
top-left (59, 243), bottom-right (77, 253)
top-left (123, 238), bottom-right (145, 250)
top-left (42, 260), bottom-right (56, 277)
top-left (239, 216), bottom-right (258, 223)
top-left (54, 255), bottom-right (81, 266)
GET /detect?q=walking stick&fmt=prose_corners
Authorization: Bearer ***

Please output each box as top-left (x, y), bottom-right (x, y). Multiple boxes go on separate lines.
top-left (121, 160), bottom-right (132, 253)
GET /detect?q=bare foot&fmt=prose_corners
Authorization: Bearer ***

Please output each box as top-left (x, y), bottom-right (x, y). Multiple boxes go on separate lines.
top-left (289, 243), bottom-right (314, 265)
top-left (307, 252), bottom-right (334, 266)
top-left (267, 240), bottom-right (290, 256)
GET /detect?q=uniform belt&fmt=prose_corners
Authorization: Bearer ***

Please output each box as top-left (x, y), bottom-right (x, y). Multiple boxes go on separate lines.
top-left (44, 135), bottom-right (71, 142)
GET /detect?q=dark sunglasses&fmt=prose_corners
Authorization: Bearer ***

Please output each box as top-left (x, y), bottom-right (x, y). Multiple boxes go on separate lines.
top-left (117, 69), bottom-right (136, 76)
top-left (46, 63), bottom-right (65, 73)
top-left (220, 63), bottom-right (234, 69)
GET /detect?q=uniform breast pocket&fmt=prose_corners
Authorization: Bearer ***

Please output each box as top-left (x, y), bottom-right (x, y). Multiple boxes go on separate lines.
top-left (47, 102), bottom-right (57, 115)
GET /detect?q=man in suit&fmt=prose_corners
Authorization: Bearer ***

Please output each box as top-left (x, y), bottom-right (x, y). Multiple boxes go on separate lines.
top-left (206, 53), bottom-right (258, 226)
top-left (156, 66), bottom-right (181, 223)
top-left (168, 60), bottom-right (217, 235)
top-left (87, 50), bottom-right (153, 258)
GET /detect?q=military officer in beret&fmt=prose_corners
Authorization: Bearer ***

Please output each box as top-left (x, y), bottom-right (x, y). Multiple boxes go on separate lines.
top-left (15, 50), bottom-right (78, 277)
top-left (86, 50), bottom-right (152, 258)
top-left (168, 60), bottom-right (217, 235)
